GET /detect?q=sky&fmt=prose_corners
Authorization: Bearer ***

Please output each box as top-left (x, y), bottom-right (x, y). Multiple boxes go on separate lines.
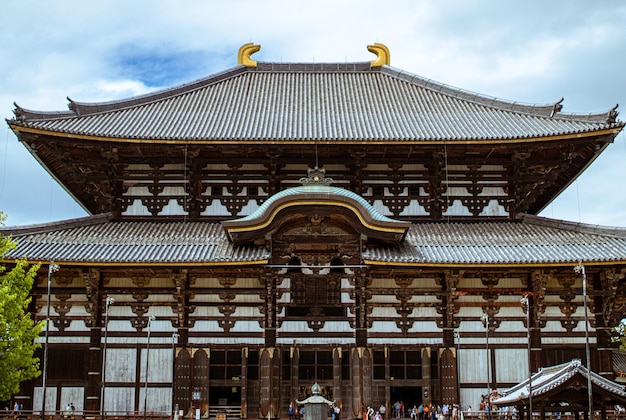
top-left (1, 0), bottom-right (625, 227)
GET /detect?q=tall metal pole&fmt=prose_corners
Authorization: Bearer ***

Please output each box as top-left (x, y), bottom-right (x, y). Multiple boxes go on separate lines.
top-left (575, 262), bottom-right (593, 420)
top-left (171, 332), bottom-right (179, 414)
top-left (42, 263), bottom-right (59, 419)
top-left (481, 315), bottom-right (490, 416)
top-left (100, 297), bottom-right (114, 419)
top-left (454, 331), bottom-right (461, 406)
top-left (144, 315), bottom-right (155, 420)
top-left (521, 296), bottom-right (532, 420)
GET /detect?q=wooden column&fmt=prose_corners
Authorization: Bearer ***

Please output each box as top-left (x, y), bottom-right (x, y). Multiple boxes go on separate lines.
top-left (597, 269), bottom-right (625, 378)
top-left (422, 348), bottom-right (431, 405)
top-left (83, 268), bottom-right (102, 413)
top-left (291, 347), bottom-right (299, 408)
top-left (350, 347), bottom-right (373, 418)
top-left (259, 348), bottom-right (280, 418)
top-left (241, 347), bottom-right (248, 418)
top-left (333, 348), bottom-right (343, 410)
top-left (355, 271), bottom-right (368, 348)
top-left (264, 270), bottom-right (277, 348)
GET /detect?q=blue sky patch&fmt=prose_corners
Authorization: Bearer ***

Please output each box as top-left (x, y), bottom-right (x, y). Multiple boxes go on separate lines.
top-left (112, 45), bottom-right (219, 87)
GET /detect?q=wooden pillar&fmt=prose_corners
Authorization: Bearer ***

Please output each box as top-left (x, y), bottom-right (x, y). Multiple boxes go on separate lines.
top-left (291, 347), bottom-right (299, 407)
top-left (241, 347), bottom-right (248, 419)
top-left (597, 269), bottom-right (624, 379)
top-left (384, 347), bottom-right (390, 415)
top-left (264, 270), bottom-right (277, 348)
top-left (83, 268), bottom-right (102, 413)
top-left (422, 348), bottom-right (431, 405)
top-left (259, 348), bottom-right (280, 418)
top-left (351, 347), bottom-right (373, 418)
top-left (333, 348), bottom-right (342, 410)
top-left (355, 271), bottom-right (368, 348)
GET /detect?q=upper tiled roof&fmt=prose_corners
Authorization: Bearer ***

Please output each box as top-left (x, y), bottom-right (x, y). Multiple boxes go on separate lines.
top-left (9, 62), bottom-right (622, 143)
top-left (3, 213), bottom-right (626, 266)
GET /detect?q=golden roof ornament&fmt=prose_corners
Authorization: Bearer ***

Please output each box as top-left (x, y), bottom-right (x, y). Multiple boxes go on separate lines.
top-left (238, 42), bottom-right (261, 67)
top-left (368, 42), bottom-right (390, 67)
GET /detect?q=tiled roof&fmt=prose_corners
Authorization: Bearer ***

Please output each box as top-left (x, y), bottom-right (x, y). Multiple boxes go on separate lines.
top-left (2, 213), bottom-right (626, 266)
top-left (494, 359), bottom-right (626, 406)
top-left (366, 214), bottom-right (626, 265)
top-left (0, 214), bottom-right (269, 265)
top-left (9, 62), bottom-right (622, 143)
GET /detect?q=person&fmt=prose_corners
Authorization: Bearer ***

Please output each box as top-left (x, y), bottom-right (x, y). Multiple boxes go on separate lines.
top-left (65, 402), bottom-right (74, 419)
top-left (368, 406), bottom-right (375, 420)
top-left (379, 404), bottom-right (386, 419)
top-left (334, 405), bottom-right (341, 419)
top-left (288, 403), bottom-right (295, 420)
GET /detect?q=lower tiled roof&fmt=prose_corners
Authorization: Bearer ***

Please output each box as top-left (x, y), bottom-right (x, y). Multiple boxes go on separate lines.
top-left (2, 213), bottom-right (626, 266)
top-left (494, 359), bottom-right (626, 406)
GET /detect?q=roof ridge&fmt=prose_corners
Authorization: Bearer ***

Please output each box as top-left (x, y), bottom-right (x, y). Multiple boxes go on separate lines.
top-left (518, 213), bottom-right (626, 238)
top-left (0, 213), bottom-right (112, 236)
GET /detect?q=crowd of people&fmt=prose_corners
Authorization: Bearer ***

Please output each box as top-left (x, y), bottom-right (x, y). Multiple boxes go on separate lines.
top-left (363, 401), bottom-right (462, 420)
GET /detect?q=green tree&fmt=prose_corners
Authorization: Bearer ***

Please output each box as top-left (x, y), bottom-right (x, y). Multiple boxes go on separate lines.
top-left (0, 213), bottom-right (44, 400)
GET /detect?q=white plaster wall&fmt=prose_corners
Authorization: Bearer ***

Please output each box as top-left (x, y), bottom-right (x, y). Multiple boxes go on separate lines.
top-left (495, 348), bottom-right (528, 383)
top-left (460, 388), bottom-right (484, 414)
top-left (139, 347), bottom-right (173, 382)
top-left (60, 387), bottom-right (84, 413)
top-left (33, 386), bottom-right (57, 414)
top-left (105, 387), bottom-right (134, 413)
top-left (107, 348), bottom-right (137, 382)
top-left (459, 348), bottom-right (489, 384)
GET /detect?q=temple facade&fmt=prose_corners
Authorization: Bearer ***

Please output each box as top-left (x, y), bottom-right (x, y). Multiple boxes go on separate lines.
top-left (3, 43), bottom-right (626, 418)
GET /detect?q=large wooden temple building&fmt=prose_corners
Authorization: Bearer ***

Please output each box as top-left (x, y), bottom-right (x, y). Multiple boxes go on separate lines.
top-left (3, 43), bottom-right (626, 418)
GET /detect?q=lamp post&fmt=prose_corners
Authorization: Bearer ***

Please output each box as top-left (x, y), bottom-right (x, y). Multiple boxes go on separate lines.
top-left (520, 296), bottom-right (532, 420)
top-left (171, 332), bottom-right (179, 414)
top-left (100, 296), bottom-right (114, 419)
top-left (42, 262), bottom-right (59, 419)
top-left (574, 262), bottom-right (593, 420)
top-left (144, 315), bottom-right (156, 420)
top-left (454, 331), bottom-right (461, 406)
top-left (481, 315), bottom-right (490, 416)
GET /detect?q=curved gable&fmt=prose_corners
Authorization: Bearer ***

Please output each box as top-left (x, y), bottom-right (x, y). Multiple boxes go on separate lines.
top-left (222, 184), bottom-right (410, 246)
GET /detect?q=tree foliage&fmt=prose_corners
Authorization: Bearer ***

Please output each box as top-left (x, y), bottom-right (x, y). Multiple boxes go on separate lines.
top-left (0, 213), bottom-right (44, 400)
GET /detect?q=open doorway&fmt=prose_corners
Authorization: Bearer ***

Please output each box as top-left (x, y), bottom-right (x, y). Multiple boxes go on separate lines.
top-left (390, 387), bottom-right (421, 417)
top-left (209, 386), bottom-right (241, 406)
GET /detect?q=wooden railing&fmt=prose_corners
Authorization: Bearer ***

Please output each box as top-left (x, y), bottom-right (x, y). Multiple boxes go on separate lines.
top-left (0, 407), bottom-right (242, 420)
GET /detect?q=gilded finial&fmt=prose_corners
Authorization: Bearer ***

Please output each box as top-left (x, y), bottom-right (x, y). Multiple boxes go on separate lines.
top-left (238, 43), bottom-right (261, 67)
top-left (367, 43), bottom-right (390, 67)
